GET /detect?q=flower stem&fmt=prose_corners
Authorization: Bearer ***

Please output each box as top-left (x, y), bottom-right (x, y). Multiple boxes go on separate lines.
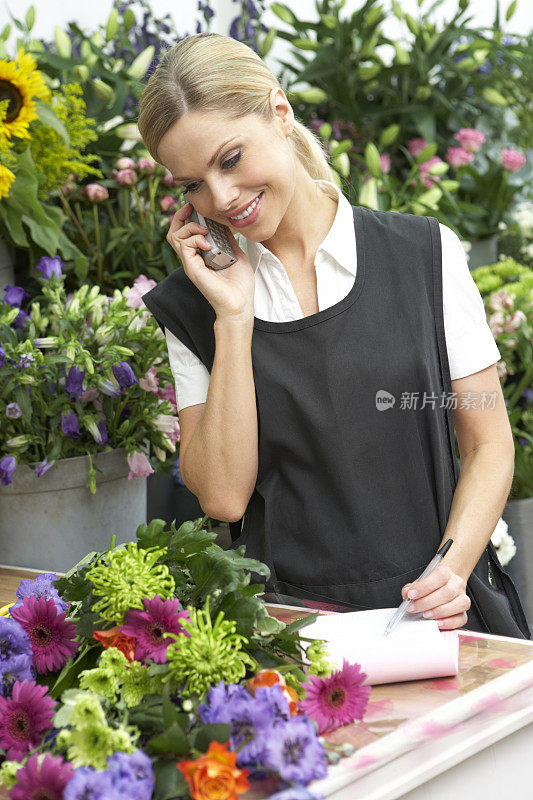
top-left (60, 195), bottom-right (95, 253)
top-left (93, 204), bottom-right (103, 284)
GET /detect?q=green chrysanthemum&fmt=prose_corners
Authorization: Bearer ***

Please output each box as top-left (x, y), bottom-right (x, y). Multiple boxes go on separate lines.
top-left (121, 661), bottom-right (155, 708)
top-left (306, 640), bottom-right (333, 677)
top-left (66, 721), bottom-right (116, 769)
top-left (165, 598), bottom-right (256, 698)
top-left (99, 647), bottom-right (129, 677)
top-left (0, 761), bottom-right (22, 790)
top-left (109, 726), bottom-right (137, 753)
top-left (70, 695), bottom-right (107, 727)
top-left (85, 543), bottom-right (175, 624)
top-left (79, 666), bottom-right (120, 701)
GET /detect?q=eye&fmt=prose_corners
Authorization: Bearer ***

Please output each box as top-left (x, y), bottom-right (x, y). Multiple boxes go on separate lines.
top-left (184, 150), bottom-right (241, 194)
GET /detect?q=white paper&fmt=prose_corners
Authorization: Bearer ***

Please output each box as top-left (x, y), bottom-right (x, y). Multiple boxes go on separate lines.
top-left (303, 608), bottom-right (459, 685)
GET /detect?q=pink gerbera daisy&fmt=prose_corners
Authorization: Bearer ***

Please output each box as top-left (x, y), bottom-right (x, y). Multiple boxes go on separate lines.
top-left (298, 658), bottom-right (371, 734)
top-left (0, 679), bottom-right (56, 760)
top-left (120, 595), bottom-right (191, 663)
top-left (10, 752), bottom-right (74, 800)
top-left (11, 596), bottom-right (79, 673)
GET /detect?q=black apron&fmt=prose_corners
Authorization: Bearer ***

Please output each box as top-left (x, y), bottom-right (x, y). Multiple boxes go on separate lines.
top-left (143, 204), bottom-right (530, 639)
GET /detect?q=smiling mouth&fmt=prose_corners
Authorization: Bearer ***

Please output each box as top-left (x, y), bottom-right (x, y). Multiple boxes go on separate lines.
top-left (227, 192), bottom-right (263, 221)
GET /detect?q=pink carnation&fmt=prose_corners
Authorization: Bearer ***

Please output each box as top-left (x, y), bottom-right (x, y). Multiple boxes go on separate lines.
top-left (501, 148), bottom-right (526, 173)
top-left (418, 156), bottom-right (443, 189)
top-left (127, 451), bottom-right (154, 479)
top-left (406, 138), bottom-right (428, 158)
top-left (446, 146), bottom-right (474, 168)
top-left (0, 679), bottom-right (56, 760)
top-left (454, 128), bottom-right (485, 153)
top-left (125, 273), bottom-right (157, 310)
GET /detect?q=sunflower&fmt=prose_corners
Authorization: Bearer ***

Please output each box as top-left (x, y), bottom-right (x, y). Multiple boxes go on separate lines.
top-left (0, 162), bottom-right (15, 199)
top-left (0, 48), bottom-right (51, 141)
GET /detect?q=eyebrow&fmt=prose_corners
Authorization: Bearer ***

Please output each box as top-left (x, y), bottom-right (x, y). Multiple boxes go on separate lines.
top-left (172, 137), bottom-right (238, 182)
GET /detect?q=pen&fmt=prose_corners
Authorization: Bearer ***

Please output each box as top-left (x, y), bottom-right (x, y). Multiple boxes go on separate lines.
top-left (384, 538), bottom-right (454, 636)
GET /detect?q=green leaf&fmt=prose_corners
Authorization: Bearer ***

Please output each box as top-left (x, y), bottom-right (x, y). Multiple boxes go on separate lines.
top-left (194, 723), bottom-right (232, 753)
top-left (147, 721), bottom-right (189, 756)
top-left (33, 98), bottom-right (70, 148)
top-left (271, 3), bottom-right (296, 25)
top-left (14, 385), bottom-right (32, 421)
top-left (49, 643), bottom-right (98, 699)
top-left (136, 518), bottom-right (170, 550)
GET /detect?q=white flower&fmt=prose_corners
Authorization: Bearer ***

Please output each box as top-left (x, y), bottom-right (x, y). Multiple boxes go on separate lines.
top-left (491, 517), bottom-right (516, 567)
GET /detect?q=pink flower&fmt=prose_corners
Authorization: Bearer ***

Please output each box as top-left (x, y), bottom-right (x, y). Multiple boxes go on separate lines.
top-left (488, 290), bottom-right (514, 312)
top-left (113, 168), bottom-right (138, 186)
top-left (488, 311), bottom-right (505, 337)
top-left (446, 146), bottom-right (474, 168)
top-left (406, 138), bottom-right (428, 158)
top-left (503, 310), bottom-right (526, 332)
top-left (0, 679), bottom-right (56, 760)
top-left (83, 183), bottom-right (109, 202)
top-left (160, 195), bottom-right (178, 212)
top-left (127, 451), bottom-right (154, 479)
top-left (124, 273), bottom-right (157, 310)
top-left (501, 148), bottom-right (526, 172)
top-left (160, 168), bottom-right (176, 187)
top-left (157, 384), bottom-right (178, 412)
top-left (9, 752), bottom-right (73, 800)
top-left (496, 360), bottom-right (508, 380)
top-left (379, 153), bottom-right (391, 173)
top-left (80, 387), bottom-right (100, 404)
top-left (140, 366), bottom-right (160, 393)
top-left (298, 658), bottom-right (371, 734)
top-left (61, 179), bottom-right (76, 196)
top-left (121, 596), bottom-right (191, 663)
top-left (418, 156), bottom-right (443, 189)
top-left (454, 128), bottom-right (485, 153)
top-left (136, 157), bottom-right (158, 174)
top-left (11, 596), bottom-right (79, 674)
top-left (153, 413), bottom-right (181, 445)
top-left (115, 156), bottom-right (136, 170)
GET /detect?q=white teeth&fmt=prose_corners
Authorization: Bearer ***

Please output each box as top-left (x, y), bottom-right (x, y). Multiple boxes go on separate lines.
top-left (229, 193), bottom-right (261, 220)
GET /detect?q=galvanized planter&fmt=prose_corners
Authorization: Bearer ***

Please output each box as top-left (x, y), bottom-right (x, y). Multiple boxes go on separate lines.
top-left (467, 233), bottom-right (498, 271)
top-left (0, 448), bottom-right (146, 572)
top-left (503, 496), bottom-right (533, 628)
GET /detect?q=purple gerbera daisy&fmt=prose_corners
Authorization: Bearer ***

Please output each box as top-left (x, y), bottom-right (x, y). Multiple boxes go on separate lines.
top-left (11, 596), bottom-right (79, 673)
top-left (14, 572), bottom-right (68, 613)
top-left (120, 596), bottom-right (190, 663)
top-left (261, 715), bottom-right (328, 784)
top-left (298, 658), bottom-right (371, 734)
top-left (0, 678), bottom-right (56, 760)
top-left (10, 752), bottom-right (74, 800)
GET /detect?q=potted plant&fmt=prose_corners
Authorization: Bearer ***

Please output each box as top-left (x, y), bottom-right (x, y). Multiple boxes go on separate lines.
top-left (0, 261), bottom-right (180, 571)
top-left (472, 258), bottom-right (533, 619)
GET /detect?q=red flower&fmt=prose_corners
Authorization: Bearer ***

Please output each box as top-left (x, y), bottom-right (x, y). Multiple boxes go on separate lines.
top-left (93, 626), bottom-right (136, 662)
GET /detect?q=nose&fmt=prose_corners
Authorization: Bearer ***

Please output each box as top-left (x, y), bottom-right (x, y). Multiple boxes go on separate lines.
top-left (207, 176), bottom-right (240, 217)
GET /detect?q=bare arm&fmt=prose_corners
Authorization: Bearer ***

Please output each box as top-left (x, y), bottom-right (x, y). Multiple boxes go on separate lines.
top-left (180, 315), bottom-right (258, 522)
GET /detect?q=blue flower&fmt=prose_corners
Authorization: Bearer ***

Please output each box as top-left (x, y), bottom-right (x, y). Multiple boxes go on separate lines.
top-left (20, 352), bottom-right (34, 368)
top-left (36, 256), bottom-right (64, 279)
top-left (0, 651), bottom-right (34, 696)
top-left (112, 361), bottom-right (138, 389)
top-left (0, 455), bottom-right (16, 485)
top-left (261, 716), bottom-right (328, 784)
top-left (12, 308), bottom-right (30, 329)
top-left (14, 573), bottom-right (68, 613)
top-left (63, 766), bottom-right (117, 800)
top-left (522, 389), bottom-right (533, 404)
top-left (96, 420), bottom-right (108, 446)
top-left (3, 284), bottom-right (29, 307)
top-left (107, 749), bottom-right (154, 797)
top-left (0, 617), bottom-right (33, 696)
top-left (61, 410), bottom-right (81, 438)
top-left (171, 458), bottom-right (185, 485)
top-left (0, 345), bottom-right (5, 367)
top-left (198, 679), bottom-right (251, 724)
top-left (5, 402), bottom-right (22, 419)
top-left (268, 788), bottom-right (326, 800)
top-left (35, 458), bottom-right (54, 478)
top-left (65, 366), bottom-right (86, 399)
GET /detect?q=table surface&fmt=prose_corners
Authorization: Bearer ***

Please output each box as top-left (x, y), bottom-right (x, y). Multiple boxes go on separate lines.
top-left (2, 569), bottom-right (533, 800)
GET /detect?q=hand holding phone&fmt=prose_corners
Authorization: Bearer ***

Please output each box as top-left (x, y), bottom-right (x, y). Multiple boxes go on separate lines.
top-left (189, 208), bottom-right (237, 270)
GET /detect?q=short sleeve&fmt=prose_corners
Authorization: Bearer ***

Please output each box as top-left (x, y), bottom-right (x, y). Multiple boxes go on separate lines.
top-left (164, 328), bottom-right (210, 412)
top-left (439, 223), bottom-right (501, 380)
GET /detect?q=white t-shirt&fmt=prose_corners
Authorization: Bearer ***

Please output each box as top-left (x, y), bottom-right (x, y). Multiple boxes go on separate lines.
top-left (165, 180), bottom-right (500, 413)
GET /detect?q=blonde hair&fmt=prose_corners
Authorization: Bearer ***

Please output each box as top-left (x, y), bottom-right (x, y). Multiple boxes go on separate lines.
top-left (137, 32), bottom-right (338, 201)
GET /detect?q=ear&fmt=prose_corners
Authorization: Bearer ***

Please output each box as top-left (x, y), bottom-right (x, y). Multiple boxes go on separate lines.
top-left (269, 87), bottom-right (294, 138)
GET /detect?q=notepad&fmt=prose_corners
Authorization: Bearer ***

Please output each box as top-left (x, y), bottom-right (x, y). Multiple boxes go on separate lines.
top-left (302, 607), bottom-right (459, 685)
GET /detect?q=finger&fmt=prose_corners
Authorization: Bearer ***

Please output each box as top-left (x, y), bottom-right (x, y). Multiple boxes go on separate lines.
top-left (434, 611), bottom-right (469, 631)
top-left (408, 579), bottom-right (465, 614)
top-left (406, 564), bottom-right (452, 600)
top-left (181, 234), bottom-right (211, 253)
top-left (421, 594), bottom-right (471, 621)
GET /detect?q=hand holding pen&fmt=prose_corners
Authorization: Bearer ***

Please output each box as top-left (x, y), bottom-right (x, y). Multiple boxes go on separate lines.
top-left (385, 539), bottom-right (463, 636)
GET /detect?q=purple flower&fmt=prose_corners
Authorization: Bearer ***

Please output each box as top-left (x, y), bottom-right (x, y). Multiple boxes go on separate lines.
top-left (0, 618), bottom-right (33, 697)
top-left (0, 345), bottom-right (4, 367)
top-left (107, 749), bottom-right (155, 795)
top-left (49, 380), bottom-right (56, 393)
top-left (199, 680), bottom-right (251, 724)
top-left (268, 788), bottom-right (325, 800)
top-left (63, 766), bottom-right (116, 799)
top-left (3, 285), bottom-right (29, 307)
top-left (20, 352), bottom-right (34, 368)
top-left (35, 458), bottom-right (54, 478)
top-left (5, 402), bottom-right (22, 418)
top-left (261, 716), bottom-right (328, 784)
top-left (112, 361), bottom-right (138, 389)
top-left (36, 256), bottom-right (64, 279)
top-left (65, 366), bottom-right (85, 399)
top-left (61, 411), bottom-right (80, 438)
top-left (171, 458), bottom-right (185, 485)
top-left (0, 652), bottom-right (34, 697)
top-left (519, 437), bottom-right (529, 448)
top-left (96, 420), bottom-right (108, 445)
top-left (522, 389), bottom-right (533, 404)
top-left (0, 455), bottom-right (16, 485)
top-left (14, 573), bottom-right (68, 614)
top-left (12, 309), bottom-right (30, 329)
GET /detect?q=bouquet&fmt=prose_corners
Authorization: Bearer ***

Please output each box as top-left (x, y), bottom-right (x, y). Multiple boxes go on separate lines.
top-left (0, 517), bottom-right (370, 798)
top-left (0, 260), bottom-right (180, 492)
top-left (472, 258), bottom-right (533, 499)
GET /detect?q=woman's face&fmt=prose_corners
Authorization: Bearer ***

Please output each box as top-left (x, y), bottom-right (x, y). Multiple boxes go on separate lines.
top-left (156, 88), bottom-right (298, 241)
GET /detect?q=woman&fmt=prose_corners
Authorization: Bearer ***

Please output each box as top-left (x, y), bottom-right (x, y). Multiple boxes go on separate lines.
top-left (138, 32), bottom-right (529, 638)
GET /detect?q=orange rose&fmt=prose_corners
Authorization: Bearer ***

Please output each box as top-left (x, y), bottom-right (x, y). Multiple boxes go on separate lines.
top-left (93, 626), bottom-right (136, 662)
top-left (247, 669), bottom-right (300, 715)
top-left (177, 740), bottom-right (250, 800)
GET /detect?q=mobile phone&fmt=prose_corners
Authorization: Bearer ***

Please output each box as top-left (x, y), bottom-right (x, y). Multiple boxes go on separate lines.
top-left (189, 207), bottom-right (238, 270)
